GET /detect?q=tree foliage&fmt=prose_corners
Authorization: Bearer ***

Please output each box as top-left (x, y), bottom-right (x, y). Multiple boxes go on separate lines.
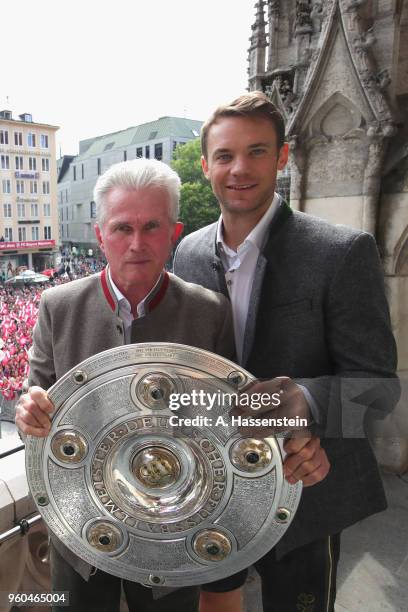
top-left (172, 139), bottom-right (219, 236)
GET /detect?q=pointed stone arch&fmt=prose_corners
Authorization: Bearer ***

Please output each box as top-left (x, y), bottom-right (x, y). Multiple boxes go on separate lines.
top-left (306, 92), bottom-right (366, 141)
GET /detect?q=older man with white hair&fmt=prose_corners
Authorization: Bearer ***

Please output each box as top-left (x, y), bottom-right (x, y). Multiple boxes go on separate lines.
top-left (15, 158), bottom-right (234, 612)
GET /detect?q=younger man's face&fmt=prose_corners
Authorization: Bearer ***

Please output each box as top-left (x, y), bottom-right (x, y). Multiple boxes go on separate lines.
top-left (202, 115), bottom-right (288, 219)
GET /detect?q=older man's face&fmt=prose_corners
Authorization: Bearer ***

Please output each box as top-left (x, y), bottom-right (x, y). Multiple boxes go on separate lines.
top-left (95, 186), bottom-right (182, 297)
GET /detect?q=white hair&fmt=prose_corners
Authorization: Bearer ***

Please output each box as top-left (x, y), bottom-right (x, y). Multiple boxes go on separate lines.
top-left (93, 158), bottom-right (181, 226)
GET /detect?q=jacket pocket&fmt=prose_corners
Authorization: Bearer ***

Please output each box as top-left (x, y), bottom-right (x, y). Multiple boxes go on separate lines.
top-left (270, 298), bottom-right (313, 318)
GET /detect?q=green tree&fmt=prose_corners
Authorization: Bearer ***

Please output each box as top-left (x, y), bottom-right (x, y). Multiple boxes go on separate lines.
top-left (172, 139), bottom-right (219, 236)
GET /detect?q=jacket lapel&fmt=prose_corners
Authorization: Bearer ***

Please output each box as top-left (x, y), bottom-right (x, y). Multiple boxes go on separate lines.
top-left (242, 200), bottom-right (293, 368)
top-left (211, 223), bottom-right (229, 297)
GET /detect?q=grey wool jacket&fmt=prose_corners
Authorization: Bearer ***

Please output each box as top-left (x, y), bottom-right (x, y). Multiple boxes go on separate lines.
top-left (174, 199), bottom-right (398, 558)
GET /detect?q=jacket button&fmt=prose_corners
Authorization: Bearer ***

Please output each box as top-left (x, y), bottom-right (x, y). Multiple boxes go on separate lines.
top-left (117, 325), bottom-right (123, 335)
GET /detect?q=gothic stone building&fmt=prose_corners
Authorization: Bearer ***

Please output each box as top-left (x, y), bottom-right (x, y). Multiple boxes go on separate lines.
top-left (248, 0), bottom-right (408, 471)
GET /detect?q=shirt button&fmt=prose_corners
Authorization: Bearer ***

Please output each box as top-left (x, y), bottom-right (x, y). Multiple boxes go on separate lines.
top-left (227, 280), bottom-right (233, 287)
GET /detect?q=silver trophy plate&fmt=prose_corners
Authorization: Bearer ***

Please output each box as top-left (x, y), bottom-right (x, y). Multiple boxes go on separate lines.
top-left (26, 343), bottom-right (301, 587)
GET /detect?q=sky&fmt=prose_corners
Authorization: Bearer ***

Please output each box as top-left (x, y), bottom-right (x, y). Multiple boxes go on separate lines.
top-left (2, 0), bottom-right (256, 156)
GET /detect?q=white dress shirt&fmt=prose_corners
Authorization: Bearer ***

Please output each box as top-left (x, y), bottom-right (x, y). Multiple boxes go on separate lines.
top-left (108, 269), bottom-right (162, 344)
top-left (217, 195), bottom-right (279, 363)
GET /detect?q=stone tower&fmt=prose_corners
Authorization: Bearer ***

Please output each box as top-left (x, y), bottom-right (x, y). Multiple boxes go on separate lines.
top-left (248, 0), bottom-right (408, 471)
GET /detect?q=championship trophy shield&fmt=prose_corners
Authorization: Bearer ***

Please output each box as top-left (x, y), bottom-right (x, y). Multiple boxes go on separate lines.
top-left (26, 343), bottom-right (302, 587)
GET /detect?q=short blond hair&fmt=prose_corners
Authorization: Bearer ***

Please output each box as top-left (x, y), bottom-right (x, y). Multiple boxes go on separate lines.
top-left (201, 91), bottom-right (285, 159)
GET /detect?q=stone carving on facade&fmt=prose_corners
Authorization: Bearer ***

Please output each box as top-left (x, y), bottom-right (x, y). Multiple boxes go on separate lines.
top-left (296, 47), bottom-right (312, 68)
top-left (343, 0), bottom-right (367, 11)
top-left (288, 136), bottom-right (306, 201)
top-left (267, 0), bottom-right (280, 15)
top-left (311, 2), bottom-right (324, 33)
top-left (295, 1), bottom-right (313, 35)
top-left (361, 74), bottom-right (390, 119)
top-left (376, 69), bottom-right (391, 91)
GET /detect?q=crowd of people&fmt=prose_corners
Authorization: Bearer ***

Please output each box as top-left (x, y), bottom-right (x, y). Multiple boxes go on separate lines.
top-left (0, 255), bottom-right (105, 400)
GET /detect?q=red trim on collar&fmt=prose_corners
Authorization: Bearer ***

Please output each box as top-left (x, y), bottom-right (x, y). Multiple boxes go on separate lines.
top-left (100, 268), bottom-right (116, 311)
top-left (147, 271), bottom-right (169, 313)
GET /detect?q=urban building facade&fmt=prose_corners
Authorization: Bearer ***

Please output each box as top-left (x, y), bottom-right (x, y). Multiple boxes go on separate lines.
top-left (248, 0), bottom-right (408, 470)
top-left (58, 116), bottom-right (202, 252)
top-left (0, 110), bottom-right (59, 276)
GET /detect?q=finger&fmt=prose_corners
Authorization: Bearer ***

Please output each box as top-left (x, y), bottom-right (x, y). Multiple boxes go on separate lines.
top-left (16, 393), bottom-right (52, 430)
top-left (301, 452), bottom-right (330, 487)
top-left (287, 448), bottom-right (330, 486)
top-left (15, 418), bottom-right (50, 438)
top-left (283, 437), bottom-right (320, 476)
top-left (284, 435), bottom-right (313, 454)
top-left (29, 386), bottom-right (54, 413)
top-left (16, 404), bottom-right (51, 431)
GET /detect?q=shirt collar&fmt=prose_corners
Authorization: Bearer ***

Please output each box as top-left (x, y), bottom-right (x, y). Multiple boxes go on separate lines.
top-left (216, 193), bottom-right (280, 254)
top-left (106, 267), bottom-right (169, 317)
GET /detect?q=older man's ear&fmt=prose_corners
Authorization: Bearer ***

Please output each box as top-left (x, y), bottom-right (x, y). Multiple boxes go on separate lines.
top-left (94, 223), bottom-right (106, 255)
top-left (173, 222), bottom-right (184, 243)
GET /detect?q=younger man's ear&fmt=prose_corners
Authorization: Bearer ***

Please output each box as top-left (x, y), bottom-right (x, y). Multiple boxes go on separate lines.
top-left (277, 143), bottom-right (289, 171)
top-left (201, 155), bottom-right (210, 179)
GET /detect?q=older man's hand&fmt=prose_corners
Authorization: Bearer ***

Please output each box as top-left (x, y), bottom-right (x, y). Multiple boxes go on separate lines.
top-left (15, 386), bottom-right (54, 437)
top-left (283, 436), bottom-right (330, 487)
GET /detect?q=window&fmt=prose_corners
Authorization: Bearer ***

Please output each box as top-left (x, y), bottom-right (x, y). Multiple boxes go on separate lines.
top-left (145, 145), bottom-right (150, 159)
top-left (16, 179), bottom-right (24, 194)
top-left (30, 181), bottom-right (38, 194)
top-left (154, 143), bottom-right (163, 160)
top-left (14, 132), bottom-right (22, 146)
top-left (31, 203), bottom-right (39, 217)
top-left (123, 150), bottom-right (127, 161)
top-left (28, 133), bottom-right (36, 147)
top-left (65, 189), bottom-right (68, 203)
top-left (41, 158), bottom-right (50, 171)
top-left (136, 147), bottom-right (143, 158)
top-left (2, 179), bottom-right (11, 193)
top-left (4, 227), bottom-right (13, 241)
top-left (15, 156), bottom-right (23, 169)
top-left (73, 166), bottom-right (76, 181)
top-left (18, 227), bottom-right (27, 241)
top-left (31, 226), bottom-right (39, 240)
top-left (97, 158), bottom-right (101, 175)
top-left (43, 203), bottom-right (51, 216)
top-left (3, 203), bottom-right (12, 217)
top-left (90, 201), bottom-right (96, 218)
top-left (0, 130), bottom-right (9, 145)
top-left (42, 181), bottom-right (50, 194)
top-left (29, 157), bottom-right (37, 171)
top-left (44, 226), bottom-right (52, 239)
top-left (1, 155), bottom-right (10, 169)
top-left (81, 163), bottom-right (84, 179)
top-left (17, 203), bottom-right (25, 218)
top-left (40, 134), bottom-right (49, 148)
